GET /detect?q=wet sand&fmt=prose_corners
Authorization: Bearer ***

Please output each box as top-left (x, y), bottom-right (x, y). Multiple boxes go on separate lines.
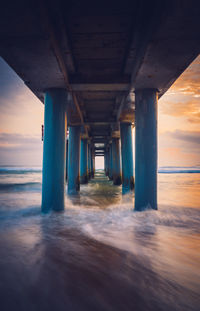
top-left (0, 223), bottom-right (199, 311)
top-left (0, 170), bottom-right (200, 311)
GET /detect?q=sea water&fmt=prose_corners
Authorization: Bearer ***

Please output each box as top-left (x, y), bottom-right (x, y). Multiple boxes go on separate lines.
top-left (0, 167), bottom-right (200, 311)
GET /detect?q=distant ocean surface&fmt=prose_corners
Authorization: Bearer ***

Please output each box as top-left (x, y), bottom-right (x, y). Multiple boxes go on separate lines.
top-left (158, 166), bottom-right (200, 174)
top-left (0, 166), bottom-right (200, 311)
top-left (0, 165), bottom-right (199, 208)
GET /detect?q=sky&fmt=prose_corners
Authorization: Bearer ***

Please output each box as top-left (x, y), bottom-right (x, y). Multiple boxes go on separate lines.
top-left (0, 55), bottom-right (199, 168)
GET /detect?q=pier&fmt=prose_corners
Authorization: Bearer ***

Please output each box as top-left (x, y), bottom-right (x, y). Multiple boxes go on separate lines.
top-left (0, 0), bottom-right (200, 212)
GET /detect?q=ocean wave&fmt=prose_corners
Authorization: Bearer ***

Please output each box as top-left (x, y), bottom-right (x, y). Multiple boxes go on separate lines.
top-left (0, 182), bottom-right (41, 192)
top-left (158, 169), bottom-right (200, 173)
top-left (0, 167), bottom-right (42, 175)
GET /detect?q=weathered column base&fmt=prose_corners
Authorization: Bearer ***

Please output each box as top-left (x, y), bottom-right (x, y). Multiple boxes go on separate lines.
top-left (108, 144), bottom-right (113, 180)
top-left (80, 138), bottom-right (88, 184)
top-left (112, 137), bottom-right (122, 186)
top-left (80, 175), bottom-right (88, 184)
top-left (105, 149), bottom-right (109, 176)
top-left (88, 143), bottom-right (91, 180)
top-left (68, 126), bottom-right (81, 194)
top-left (113, 175), bottom-right (122, 185)
top-left (91, 149), bottom-right (95, 178)
top-left (65, 139), bottom-right (68, 181)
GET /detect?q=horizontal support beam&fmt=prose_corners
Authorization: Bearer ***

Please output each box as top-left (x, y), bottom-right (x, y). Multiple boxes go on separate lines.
top-left (70, 83), bottom-right (130, 92)
top-left (92, 135), bottom-right (109, 138)
top-left (69, 74), bottom-right (131, 84)
top-left (85, 122), bottom-right (116, 126)
top-left (95, 146), bottom-right (106, 149)
top-left (92, 138), bottom-right (109, 142)
top-left (93, 142), bottom-right (108, 144)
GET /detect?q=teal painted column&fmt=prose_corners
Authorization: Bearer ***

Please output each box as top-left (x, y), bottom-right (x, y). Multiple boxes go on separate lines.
top-left (68, 126), bottom-right (81, 194)
top-left (112, 138), bottom-right (122, 185)
top-left (104, 152), bottom-right (107, 175)
top-left (120, 123), bottom-right (134, 194)
top-left (107, 150), bottom-right (109, 176)
top-left (105, 150), bottom-right (109, 176)
top-left (80, 138), bottom-right (88, 184)
top-left (42, 88), bottom-right (67, 212)
top-left (88, 143), bottom-right (91, 179)
top-left (65, 139), bottom-right (68, 180)
top-left (108, 144), bottom-right (113, 180)
top-left (91, 148), bottom-right (95, 178)
top-left (93, 154), bottom-right (95, 176)
top-left (104, 152), bottom-right (106, 174)
top-left (135, 89), bottom-right (158, 211)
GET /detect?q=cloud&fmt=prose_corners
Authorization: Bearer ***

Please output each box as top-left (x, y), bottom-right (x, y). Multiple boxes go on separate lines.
top-left (170, 55), bottom-right (200, 97)
top-left (0, 57), bottom-right (43, 137)
top-left (159, 129), bottom-right (200, 166)
top-left (0, 132), bottom-right (42, 149)
top-left (159, 55), bottom-right (200, 124)
top-left (160, 98), bottom-right (200, 121)
top-left (171, 130), bottom-right (200, 145)
top-left (187, 114), bottom-right (200, 123)
top-left (159, 130), bottom-right (200, 157)
top-left (0, 133), bottom-right (43, 165)
top-left (0, 132), bottom-right (39, 143)
top-left (0, 57), bottom-right (25, 104)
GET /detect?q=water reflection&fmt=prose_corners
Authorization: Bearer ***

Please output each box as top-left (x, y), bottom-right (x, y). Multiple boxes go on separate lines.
top-left (0, 170), bottom-right (200, 310)
top-left (158, 173), bottom-right (200, 208)
top-left (67, 171), bottom-right (122, 208)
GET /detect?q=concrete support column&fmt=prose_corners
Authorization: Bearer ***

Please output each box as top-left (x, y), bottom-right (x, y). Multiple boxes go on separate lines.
top-left (104, 152), bottom-right (106, 174)
top-left (65, 139), bottom-right (68, 180)
top-left (120, 123), bottom-right (134, 194)
top-left (91, 148), bottom-right (95, 178)
top-left (93, 155), bottom-right (95, 176)
top-left (68, 126), bottom-right (81, 194)
top-left (112, 138), bottom-right (122, 185)
top-left (42, 88), bottom-right (67, 212)
top-left (135, 89), bottom-right (158, 211)
top-left (108, 144), bottom-right (113, 180)
top-left (88, 143), bottom-right (91, 179)
top-left (80, 138), bottom-right (88, 184)
top-left (105, 150), bottom-right (109, 176)
top-left (107, 151), bottom-right (109, 176)
top-left (104, 151), bottom-right (107, 175)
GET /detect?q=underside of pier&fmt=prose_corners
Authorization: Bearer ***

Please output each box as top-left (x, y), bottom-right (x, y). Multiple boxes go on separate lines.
top-left (0, 0), bottom-right (200, 210)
